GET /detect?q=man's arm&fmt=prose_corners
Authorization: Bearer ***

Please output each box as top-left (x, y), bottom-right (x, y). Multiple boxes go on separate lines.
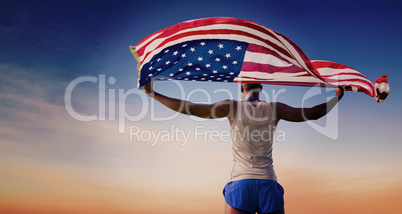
top-left (144, 81), bottom-right (235, 119)
top-left (274, 88), bottom-right (344, 122)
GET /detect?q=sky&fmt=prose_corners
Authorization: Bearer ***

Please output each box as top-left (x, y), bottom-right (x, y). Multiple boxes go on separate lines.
top-left (0, 0), bottom-right (402, 213)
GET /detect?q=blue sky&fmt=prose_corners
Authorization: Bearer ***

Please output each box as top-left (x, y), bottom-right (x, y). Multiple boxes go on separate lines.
top-left (2, 0), bottom-right (401, 98)
top-left (1, 0), bottom-right (402, 213)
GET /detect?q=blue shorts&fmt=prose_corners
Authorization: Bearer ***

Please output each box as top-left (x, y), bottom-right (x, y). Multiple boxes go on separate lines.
top-left (223, 179), bottom-right (284, 214)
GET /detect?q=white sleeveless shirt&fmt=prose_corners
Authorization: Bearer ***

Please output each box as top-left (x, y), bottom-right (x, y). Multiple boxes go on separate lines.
top-left (229, 100), bottom-right (278, 181)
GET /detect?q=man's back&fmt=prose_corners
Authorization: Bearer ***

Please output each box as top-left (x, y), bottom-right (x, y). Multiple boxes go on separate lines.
top-left (230, 100), bottom-right (278, 182)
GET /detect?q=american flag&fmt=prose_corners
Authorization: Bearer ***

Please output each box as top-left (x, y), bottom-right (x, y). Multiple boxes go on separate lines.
top-left (130, 17), bottom-right (389, 103)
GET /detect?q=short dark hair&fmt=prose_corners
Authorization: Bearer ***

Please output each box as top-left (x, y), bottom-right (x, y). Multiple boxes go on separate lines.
top-left (241, 83), bottom-right (262, 92)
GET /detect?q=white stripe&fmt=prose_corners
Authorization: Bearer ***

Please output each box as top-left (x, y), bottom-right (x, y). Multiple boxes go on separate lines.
top-left (135, 32), bottom-right (163, 52)
top-left (234, 21), bottom-right (312, 73)
top-left (243, 51), bottom-right (293, 67)
top-left (316, 67), bottom-right (362, 76)
top-left (323, 74), bottom-right (372, 83)
top-left (265, 27), bottom-right (313, 76)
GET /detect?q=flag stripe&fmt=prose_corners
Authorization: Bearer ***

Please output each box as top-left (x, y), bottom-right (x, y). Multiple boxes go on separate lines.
top-left (141, 29), bottom-right (293, 65)
top-left (317, 68), bottom-right (363, 76)
top-left (137, 23), bottom-right (288, 55)
top-left (139, 33), bottom-right (303, 72)
top-left (136, 18), bottom-right (287, 56)
top-left (131, 17), bottom-right (389, 103)
top-left (311, 60), bottom-right (355, 69)
top-left (137, 20), bottom-right (315, 76)
top-left (321, 72), bottom-right (373, 81)
top-left (240, 62), bottom-right (304, 73)
top-left (243, 52), bottom-right (293, 67)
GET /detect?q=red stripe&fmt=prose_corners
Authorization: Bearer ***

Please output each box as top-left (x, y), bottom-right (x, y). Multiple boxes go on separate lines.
top-left (246, 44), bottom-right (292, 63)
top-left (211, 19), bottom-right (315, 76)
top-left (247, 43), bottom-right (285, 55)
top-left (241, 62), bottom-right (305, 74)
top-left (321, 72), bottom-right (370, 80)
top-left (135, 18), bottom-right (234, 52)
top-left (244, 44), bottom-right (324, 82)
top-left (312, 60), bottom-right (376, 88)
top-left (233, 78), bottom-right (329, 87)
top-left (312, 60), bottom-right (355, 70)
